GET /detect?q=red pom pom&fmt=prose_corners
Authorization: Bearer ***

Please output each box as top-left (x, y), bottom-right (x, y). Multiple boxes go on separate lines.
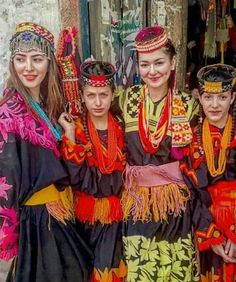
top-left (71, 26), bottom-right (78, 37)
top-left (65, 34), bottom-right (72, 43)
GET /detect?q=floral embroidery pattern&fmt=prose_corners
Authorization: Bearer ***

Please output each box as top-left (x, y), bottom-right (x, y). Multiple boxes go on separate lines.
top-left (92, 260), bottom-right (127, 282)
top-left (0, 92), bottom-right (60, 156)
top-left (200, 268), bottom-right (220, 282)
top-left (123, 234), bottom-right (200, 282)
top-left (0, 177), bottom-right (19, 260)
top-left (0, 177), bottom-right (11, 200)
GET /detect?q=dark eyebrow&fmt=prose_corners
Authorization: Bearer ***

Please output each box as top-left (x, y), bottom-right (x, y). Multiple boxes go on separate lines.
top-left (14, 53), bottom-right (45, 58)
top-left (31, 54), bottom-right (45, 58)
top-left (140, 58), bottom-right (165, 63)
top-left (85, 91), bottom-right (96, 95)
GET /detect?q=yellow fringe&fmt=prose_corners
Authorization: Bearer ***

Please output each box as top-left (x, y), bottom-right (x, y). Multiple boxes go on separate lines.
top-left (46, 188), bottom-right (74, 225)
top-left (122, 183), bottom-right (190, 222)
top-left (94, 198), bottom-right (110, 223)
top-left (25, 184), bottom-right (74, 225)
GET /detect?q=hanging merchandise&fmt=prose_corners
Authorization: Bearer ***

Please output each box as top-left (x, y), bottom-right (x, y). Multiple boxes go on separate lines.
top-left (204, 0), bottom-right (217, 58)
top-left (216, 17), bottom-right (229, 63)
top-left (199, 0), bottom-right (211, 11)
top-left (199, 0), bottom-right (210, 21)
top-left (216, 1), bottom-right (229, 63)
top-left (227, 2), bottom-right (236, 56)
top-left (56, 27), bottom-right (82, 116)
top-left (221, 0), bottom-right (228, 17)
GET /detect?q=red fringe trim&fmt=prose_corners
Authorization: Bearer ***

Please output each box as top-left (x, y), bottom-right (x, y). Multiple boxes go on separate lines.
top-left (74, 192), bottom-right (122, 224)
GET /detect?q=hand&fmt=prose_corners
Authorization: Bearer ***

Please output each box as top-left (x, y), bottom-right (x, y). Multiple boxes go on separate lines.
top-left (58, 112), bottom-right (75, 142)
top-left (84, 55), bottom-right (96, 62)
top-left (225, 239), bottom-right (236, 259)
top-left (211, 243), bottom-right (236, 263)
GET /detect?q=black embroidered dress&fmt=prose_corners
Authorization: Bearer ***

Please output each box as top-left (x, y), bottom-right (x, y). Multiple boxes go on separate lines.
top-left (61, 115), bottom-right (127, 282)
top-left (0, 91), bottom-right (92, 282)
top-left (181, 122), bottom-right (236, 282)
top-left (119, 85), bottom-right (200, 282)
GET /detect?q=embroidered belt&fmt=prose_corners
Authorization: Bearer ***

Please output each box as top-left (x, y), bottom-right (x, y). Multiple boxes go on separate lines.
top-left (125, 161), bottom-right (185, 189)
top-left (122, 162), bottom-right (190, 222)
top-left (24, 184), bottom-right (74, 224)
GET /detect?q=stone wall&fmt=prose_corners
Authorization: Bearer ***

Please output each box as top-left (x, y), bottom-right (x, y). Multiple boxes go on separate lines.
top-left (0, 0), bottom-right (61, 94)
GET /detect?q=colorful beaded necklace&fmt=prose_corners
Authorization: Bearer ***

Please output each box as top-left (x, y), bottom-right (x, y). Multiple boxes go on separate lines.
top-left (29, 97), bottom-right (62, 141)
top-left (202, 115), bottom-right (232, 177)
top-left (138, 85), bottom-right (171, 154)
top-left (87, 112), bottom-right (118, 174)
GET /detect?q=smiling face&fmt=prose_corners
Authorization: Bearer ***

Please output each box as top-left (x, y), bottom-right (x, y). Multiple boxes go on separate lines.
top-left (138, 47), bottom-right (176, 90)
top-left (13, 50), bottom-right (49, 97)
top-left (199, 91), bottom-right (235, 128)
top-left (82, 85), bottom-right (113, 120)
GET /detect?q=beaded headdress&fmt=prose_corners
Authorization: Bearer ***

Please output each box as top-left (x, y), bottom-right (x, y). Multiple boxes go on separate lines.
top-left (56, 26), bottom-right (82, 116)
top-left (197, 64), bottom-right (236, 94)
top-left (80, 61), bottom-right (115, 87)
top-left (10, 22), bottom-right (55, 58)
top-left (135, 26), bottom-right (169, 53)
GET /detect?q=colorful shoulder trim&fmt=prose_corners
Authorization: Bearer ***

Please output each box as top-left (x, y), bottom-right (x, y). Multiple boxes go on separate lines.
top-left (0, 92), bottom-right (60, 156)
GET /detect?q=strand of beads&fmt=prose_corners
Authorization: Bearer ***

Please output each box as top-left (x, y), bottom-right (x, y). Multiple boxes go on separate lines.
top-left (30, 98), bottom-right (62, 141)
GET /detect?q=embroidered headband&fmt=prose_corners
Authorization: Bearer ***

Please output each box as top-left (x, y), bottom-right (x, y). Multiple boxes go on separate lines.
top-left (197, 64), bottom-right (236, 94)
top-left (10, 22), bottom-right (55, 58)
top-left (135, 26), bottom-right (169, 53)
top-left (80, 61), bottom-right (115, 87)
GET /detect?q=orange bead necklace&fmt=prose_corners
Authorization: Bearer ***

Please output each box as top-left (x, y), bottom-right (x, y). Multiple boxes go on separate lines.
top-left (87, 112), bottom-right (118, 174)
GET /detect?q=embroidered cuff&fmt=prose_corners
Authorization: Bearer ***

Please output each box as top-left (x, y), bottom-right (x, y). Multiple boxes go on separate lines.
top-left (196, 223), bottom-right (226, 251)
top-left (224, 225), bottom-right (236, 244)
top-left (61, 135), bottom-right (86, 164)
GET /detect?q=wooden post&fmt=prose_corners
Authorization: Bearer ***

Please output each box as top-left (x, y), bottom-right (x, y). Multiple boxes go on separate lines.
top-left (150, 0), bottom-right (188, 90)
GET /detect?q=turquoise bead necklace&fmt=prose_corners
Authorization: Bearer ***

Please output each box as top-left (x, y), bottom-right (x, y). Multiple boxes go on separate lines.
top-left (29, 96), bottom-right (62, 141)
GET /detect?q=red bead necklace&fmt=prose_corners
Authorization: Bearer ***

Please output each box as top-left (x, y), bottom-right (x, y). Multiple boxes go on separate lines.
top-left (87, 112), bottom-right (118, 174)
top-left (138, 86), bottom-right (171, 154)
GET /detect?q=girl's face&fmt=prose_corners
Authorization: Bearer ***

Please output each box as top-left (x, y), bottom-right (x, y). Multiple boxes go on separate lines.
top-left (82, 85), bottom-right (113, 120)
top-left (13, 50), bottom-right (49, 96)
top-left (138, 48), bottom-right (175, 90)
top-left (199, 91), bottom-right (235, 128)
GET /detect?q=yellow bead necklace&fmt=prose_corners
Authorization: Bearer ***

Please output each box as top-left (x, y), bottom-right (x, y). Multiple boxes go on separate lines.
top-left (202, 115), bottom-right (232, 177)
